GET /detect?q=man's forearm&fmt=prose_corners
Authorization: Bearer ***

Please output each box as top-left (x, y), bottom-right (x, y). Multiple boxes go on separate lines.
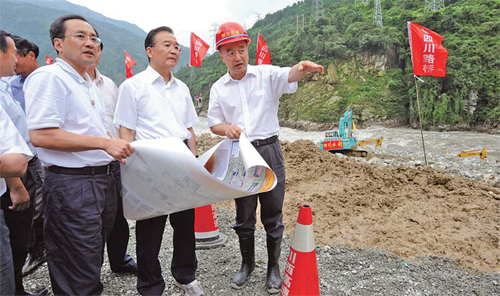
top-left (210, 124), bottom-right (227, 137)
top-left (29, 128), bottom-right (109, 152)
top-left (5, 177), bottom-right (25, 191)
top-left (0, 154), bottom-right (28, 178)
top-left (119, 126), bottom-right (136, 143)
top-left (187, 127), bottom-right (197, 156)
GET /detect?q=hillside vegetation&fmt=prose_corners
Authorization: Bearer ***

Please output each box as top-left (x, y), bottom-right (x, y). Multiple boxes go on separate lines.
top-left (0, 0), bottom-right (190, 84)
top-left (177, 0), bottom-right (500, 130)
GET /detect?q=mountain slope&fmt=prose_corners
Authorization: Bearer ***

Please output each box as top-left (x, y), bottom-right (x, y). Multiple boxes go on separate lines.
top-left (0, 0), bottom-right (190, 84)
top-left (176, 0), bottom-right (500, 130)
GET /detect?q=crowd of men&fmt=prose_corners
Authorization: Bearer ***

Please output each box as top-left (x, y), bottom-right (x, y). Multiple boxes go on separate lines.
top-left (0, 14), bottom-right (322, 296)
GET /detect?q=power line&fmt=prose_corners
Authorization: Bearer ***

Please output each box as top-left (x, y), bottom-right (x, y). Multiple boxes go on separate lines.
top-left (374, 0), bottom-right (383, 27)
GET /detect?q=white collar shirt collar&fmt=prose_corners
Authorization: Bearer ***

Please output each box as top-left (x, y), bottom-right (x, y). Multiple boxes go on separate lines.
top-left (0, 79), bottom-right (36, 154)
top-left (207, 64), bottom-right (298, 141)
top-left (114, 66), bottom-right (198, 141)
top-left (24, 58), bottom-right (113, 167)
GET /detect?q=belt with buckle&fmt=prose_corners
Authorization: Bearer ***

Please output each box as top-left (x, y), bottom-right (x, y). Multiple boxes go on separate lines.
top-left (251, 135), bottom-right (278, 147)
top-left (48, 164), bottom-right (111, 175)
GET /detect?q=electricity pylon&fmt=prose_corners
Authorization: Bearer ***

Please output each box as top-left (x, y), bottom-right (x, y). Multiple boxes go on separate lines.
top-left (374, 0), bottom-right (383, 27)
top-left (311, 0), bottom-right (324, 20)
top-left (425, 0), bottom-right (445, 11)
top-left (210, 23), bottom-right (218, 54)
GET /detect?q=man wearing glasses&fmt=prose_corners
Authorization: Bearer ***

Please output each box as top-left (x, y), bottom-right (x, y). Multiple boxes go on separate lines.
top-left (207, 22), bottom-right (323, 294)
top-left (24, 15), bottom-right (133, 295)
top-left (114, 26), bottom-right (203, 296)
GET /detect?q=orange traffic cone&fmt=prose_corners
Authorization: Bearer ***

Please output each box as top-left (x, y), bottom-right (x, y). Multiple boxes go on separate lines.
top-left (194, 204), bottom-right (227, 249)
top-left (280, 204), bottom-right (319, 296)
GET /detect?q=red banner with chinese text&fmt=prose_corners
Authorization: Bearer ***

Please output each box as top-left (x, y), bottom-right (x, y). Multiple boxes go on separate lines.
top-left (45, 55), bottom-right (54, 65)
top-left (408, 21), bottom-right (448, 77)
top-left (255, 33), bottom-right (271, 65)
top-left (124, 50), bottom-right (136, 78)
top-left (189, 32), bottom-right (210, 67)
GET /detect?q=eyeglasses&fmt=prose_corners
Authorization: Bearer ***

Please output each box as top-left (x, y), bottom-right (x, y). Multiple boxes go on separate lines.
top-left (223, 48), bottom-right (247, 59)
top-left (152, 42), bottom-right (182, 53)
top-left (63, 33), bottom-right (102, 46)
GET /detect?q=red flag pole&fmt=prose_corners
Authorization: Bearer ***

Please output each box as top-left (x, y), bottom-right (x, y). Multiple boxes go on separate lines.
top-left (413, 75), bottom-right (428, 166)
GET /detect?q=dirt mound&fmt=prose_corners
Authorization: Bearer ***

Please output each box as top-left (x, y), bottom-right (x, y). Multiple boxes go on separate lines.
top-left (197, 135), bottom-right (500, 272)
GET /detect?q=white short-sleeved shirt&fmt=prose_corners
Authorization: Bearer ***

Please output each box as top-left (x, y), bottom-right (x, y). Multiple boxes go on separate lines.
top-left (114, 66), bottom-right (198, 141)
top-left (208, 64), bottom-right (298, 141)
top-left (0, 105), bottom-right (33, 196)
top-left (0, 79), bottom-right (36, 155)
top-left (24, 58), bottom-right (113, 167)
top-left (93, 69), bottom-right (119, 139)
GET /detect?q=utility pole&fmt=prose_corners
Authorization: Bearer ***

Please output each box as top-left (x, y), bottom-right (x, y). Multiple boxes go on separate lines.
top-left (425, 0), bottom-right (445, 11)
top-left (373, 0), bottom-right (383, 27)
top-left (311, 0), bottom-right (324, 20)
top-left (210, 23), bottom-right (218, 54)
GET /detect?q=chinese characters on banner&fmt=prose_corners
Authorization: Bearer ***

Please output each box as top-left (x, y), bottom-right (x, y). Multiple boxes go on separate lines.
top-left (124, 50), bottom-right (136, 78)
top-left (45, 55), bottom-right (54, 65)
top-left (189, 32), bottom-right (210, 67)
top-left (408, 21), bottom-right (448, 77)
top-left (256, 33), bottom-right (271, 65)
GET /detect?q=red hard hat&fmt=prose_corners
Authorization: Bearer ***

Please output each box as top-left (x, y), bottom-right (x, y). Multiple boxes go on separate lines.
top-left (215, 22), bottom-right (251, 50)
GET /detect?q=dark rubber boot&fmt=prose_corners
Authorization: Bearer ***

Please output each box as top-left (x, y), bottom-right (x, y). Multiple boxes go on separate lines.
top-left (231, 234), bottom-right (255, 289)
top-left (266, 236), bottom-right (282, 294)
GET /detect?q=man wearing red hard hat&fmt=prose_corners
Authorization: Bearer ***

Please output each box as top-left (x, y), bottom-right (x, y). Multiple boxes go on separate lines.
top-left (207, 22), bottom-right (323, 294)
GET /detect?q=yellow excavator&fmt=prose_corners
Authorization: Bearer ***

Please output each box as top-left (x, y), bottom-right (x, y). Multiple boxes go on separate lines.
top-left (457, 148), bottom-right (487, 160)
top-left (357, 137), bottom-right (384, 148)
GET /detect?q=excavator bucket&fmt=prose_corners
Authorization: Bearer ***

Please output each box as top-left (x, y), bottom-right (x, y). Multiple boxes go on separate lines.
top-left (480, 148), bottom-right (487, 159)
top-left (375, 137), bottom-right (383, 148)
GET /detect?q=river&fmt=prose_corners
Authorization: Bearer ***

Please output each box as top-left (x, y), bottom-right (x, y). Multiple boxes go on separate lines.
top-left (194, 117), bottom-right (500, 162)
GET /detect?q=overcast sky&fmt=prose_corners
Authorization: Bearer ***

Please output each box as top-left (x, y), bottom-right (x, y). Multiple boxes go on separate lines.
top-left (66, 0), bottom-right (299, 52)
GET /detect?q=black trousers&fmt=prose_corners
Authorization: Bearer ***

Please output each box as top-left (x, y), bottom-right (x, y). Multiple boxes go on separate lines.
top-left (136, 209), bottom-right (197, 296)
top-left (0, 158), bottom-right (38, 293)
top-left (234, 140), bottom-right (286, 239)
top-left (107, 161), bottom-right (135, 271)
top-left (43, 169), bottom-right (117, 296)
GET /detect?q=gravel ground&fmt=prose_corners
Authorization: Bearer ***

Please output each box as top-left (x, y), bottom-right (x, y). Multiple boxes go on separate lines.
top-left (24, 208), bottom-right (500, 296)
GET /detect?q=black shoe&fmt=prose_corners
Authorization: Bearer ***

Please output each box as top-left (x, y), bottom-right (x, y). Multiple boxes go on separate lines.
top-left (231, 234), bottom-right (255, 289)
top-left (17, 287), bottom-right (49, 296)
top-left (22, 251), bottom-right (46, 277)
top-left (111, 263), bottom-right (138, 275)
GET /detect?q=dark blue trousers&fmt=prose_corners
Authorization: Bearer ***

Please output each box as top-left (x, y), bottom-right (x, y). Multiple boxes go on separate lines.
top-left (234, 140), bottom-right (286, 239)
top-left (43, 169), bottom-right (117, 296)
top-left (136, 209), bottom-right (197, 296)
top-left (0, 158), bottom-right (38, 293)
top-left (107, 161), bottom-right (135, 271)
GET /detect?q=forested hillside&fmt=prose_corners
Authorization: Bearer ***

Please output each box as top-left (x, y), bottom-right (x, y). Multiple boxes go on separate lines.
top-left (0, 0), bottom-right (190, 84)
top-left (177, 0), bottom-right (500, 130)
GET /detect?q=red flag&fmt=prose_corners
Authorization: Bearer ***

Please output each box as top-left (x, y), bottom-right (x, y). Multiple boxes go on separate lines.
top-left (189, 32), bottom-right (210, 67)
top-left (408, 21), bottom-right (448, 77)
top-left (255, 33), bottom-right (271, 65)
top-left (45, 55), bottom-right (54, 65)
top-left (124, 50), bottom-right (136, 78)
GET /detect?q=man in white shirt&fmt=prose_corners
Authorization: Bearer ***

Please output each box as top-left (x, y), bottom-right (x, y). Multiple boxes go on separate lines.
top-left (24, 15), bottom-right (133, 296)
top-left (0, 30), bottom-right (49, 296)
top-left (0, 105), bottom-right (32, 296)
top-left (114, 26), bottom-right (203, 296)
top-left (87, 36), bottom-right (138, 275)
top-left (9, 35), bottom-right (47, 278)
top-left (0, 29), bottom-right (33, 296)
top-left (207, 22), bottom-right (323, 294)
